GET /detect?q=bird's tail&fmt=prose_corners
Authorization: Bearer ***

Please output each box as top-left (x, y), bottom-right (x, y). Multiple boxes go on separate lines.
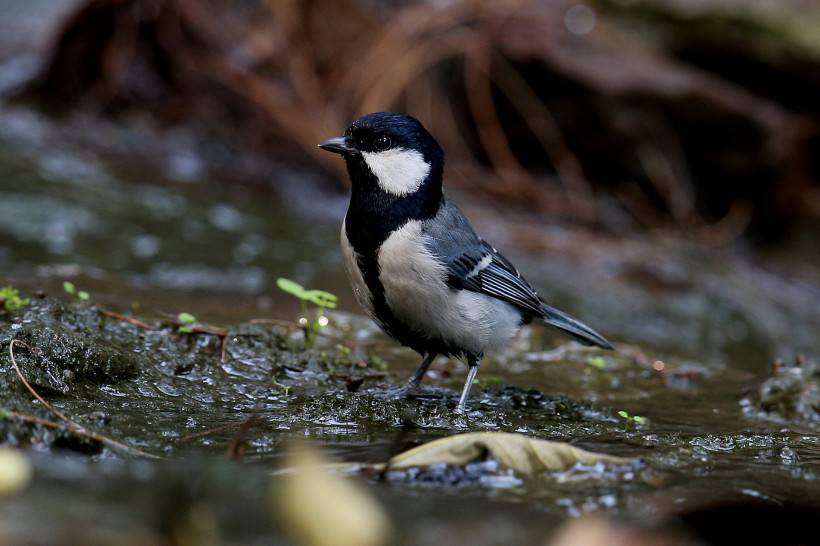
top-left (540, 303), bottom-right (613, 350)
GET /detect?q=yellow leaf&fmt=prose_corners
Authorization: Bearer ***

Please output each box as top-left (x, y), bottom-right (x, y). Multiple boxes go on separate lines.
top-left (0, 448), bottom-right (32, 496)
top-left (272, 444), bottom-right (390, 546)
top-left (386, 432), bottom-right (632, 476)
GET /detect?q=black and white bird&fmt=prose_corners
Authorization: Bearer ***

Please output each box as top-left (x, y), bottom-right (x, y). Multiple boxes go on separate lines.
top-left (319, 112), bottom-right (612, 412)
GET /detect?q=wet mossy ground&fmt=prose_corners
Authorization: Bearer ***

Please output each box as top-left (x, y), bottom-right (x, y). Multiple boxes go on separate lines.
top-left (744, 356), bottom-right (820, 424)
top-left (0, 297), bottom-right (633, 458)
top-left (2, 296), bottom-right (818, 457)
top-left (1, 296), bottom-right (819, 545)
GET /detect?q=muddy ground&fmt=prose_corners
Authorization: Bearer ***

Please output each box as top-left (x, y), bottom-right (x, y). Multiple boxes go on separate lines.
top-left (0, 285), bottom-right (818, 544)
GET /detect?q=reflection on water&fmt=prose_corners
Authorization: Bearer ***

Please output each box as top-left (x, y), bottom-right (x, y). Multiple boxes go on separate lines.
top-left (0, 99), bottom-right (355, 322)
top-left (3, 91), bottom-right (820, 365)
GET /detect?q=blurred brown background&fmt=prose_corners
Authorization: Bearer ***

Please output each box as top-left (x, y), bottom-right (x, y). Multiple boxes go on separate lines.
top-left (22, 0), bottom-right (820, 239)
top-left (2, 0), bottom-right (820, 360)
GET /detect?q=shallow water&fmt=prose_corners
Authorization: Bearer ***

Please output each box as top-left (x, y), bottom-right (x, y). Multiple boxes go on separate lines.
top-left (0, 293), bottom-right (817, 544)
top-left (0, 68), bottom-right (819, 545)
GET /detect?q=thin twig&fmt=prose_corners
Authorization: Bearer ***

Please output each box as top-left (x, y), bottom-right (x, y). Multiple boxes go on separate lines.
top-left (249, 318), bottom-right (299, 329)
top-left (188, 325), bottom-right (228, 337)
top-left (178, 423), bottom-right (237, 444)
top-left (1, 408), bottom-right (64, 430)
top-left (490, 54), bottom-right (598, 223)
top-left (225, 408), bottom-right (261, 462)
top-left (149, 313), bottom-right (227, 344)
top-left (220, 335), bottom-right (230, 363)
top-left (8, 340), bottom-right (160, 459)
top-left (99, 309), bottom-right (157, 330)
top-left (103, 308), bottom-right (232, 362)
top-left (155, 311), bottom-right (228, 337)
top-left (464, 44), bottom-right (526, 177)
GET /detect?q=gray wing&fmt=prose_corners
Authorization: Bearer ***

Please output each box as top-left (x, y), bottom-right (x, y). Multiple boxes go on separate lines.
top-left (424, 197), bottom-right (613, 349)
top-left (422, 197), bottom-right (545, 318)
top-left (448, 240), bottom-right (545, 317)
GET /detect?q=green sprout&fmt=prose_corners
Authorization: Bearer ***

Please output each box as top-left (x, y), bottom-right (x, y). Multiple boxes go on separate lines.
top-left (476, 375), bottom-right (504, 388)
top-left (617, 410), bottom-right (647, 428)
top-left (0, 286), bottom-right (30, 312)
top-left (272, 379), bottom-right (291, 397)
top-left (276, 277), bottom-right (337, 347)
top-left (177, 312), bottom-right (197, 334)
top-left (586, 355), bottom-right (607, 370)
top-left (367, 354), bottom-right (388, 371)
top-left (63, 281), bottom-right (90, 301)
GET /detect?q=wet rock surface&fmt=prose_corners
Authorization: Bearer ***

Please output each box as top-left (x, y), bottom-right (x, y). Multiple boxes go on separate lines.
top-left (4, 301), bottom-right (140, 394)
top-left (745, 356), bottom-right (820, 424)
top-left (0, 292), bottom-right (818, 545)
top-left (0, 298), bottom-right (635, 456)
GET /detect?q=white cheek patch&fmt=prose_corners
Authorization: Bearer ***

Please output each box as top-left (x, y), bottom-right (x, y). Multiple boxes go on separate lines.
top-left (361, 148), bottom-right (431, 196)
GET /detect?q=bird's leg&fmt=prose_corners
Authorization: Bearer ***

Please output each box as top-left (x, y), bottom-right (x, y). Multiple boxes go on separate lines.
top-left (406, 352), bottom-right (437, 390)
top-left (456, 354), bottom-right (482, 412)
top-left (389, 353), bottom-right (439, 398)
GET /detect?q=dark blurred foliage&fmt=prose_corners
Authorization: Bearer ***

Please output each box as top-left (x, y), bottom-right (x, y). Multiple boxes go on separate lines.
top-left (22, 0), bottom-right (820, 242)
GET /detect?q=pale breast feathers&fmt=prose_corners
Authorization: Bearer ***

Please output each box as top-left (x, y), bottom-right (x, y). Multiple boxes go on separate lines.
top-left (377, 219), bottom-right (521, 354)
top-left (340, 218), bottom-right (374, 318)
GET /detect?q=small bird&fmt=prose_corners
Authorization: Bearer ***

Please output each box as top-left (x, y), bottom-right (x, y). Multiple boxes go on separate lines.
top-left (319, 112), bottom-right (612, 412)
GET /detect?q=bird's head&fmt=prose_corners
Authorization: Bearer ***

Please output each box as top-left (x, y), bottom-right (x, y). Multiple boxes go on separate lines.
top-left (319, 112), bottom-right (443, 198)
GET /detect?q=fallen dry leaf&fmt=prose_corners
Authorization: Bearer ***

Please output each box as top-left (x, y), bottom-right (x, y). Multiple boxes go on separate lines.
top-left (0, 448), bottom-right (32, 496)
top-left (386, 432), bottom-right (633, 476)
top-left (272, 443), bottom-right (391, 546)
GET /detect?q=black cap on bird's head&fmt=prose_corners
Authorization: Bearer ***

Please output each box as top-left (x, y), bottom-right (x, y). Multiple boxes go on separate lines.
top-left (319, 112), bottom-right (442, 161)
top-left (319, 112), bottom-right (444, 197)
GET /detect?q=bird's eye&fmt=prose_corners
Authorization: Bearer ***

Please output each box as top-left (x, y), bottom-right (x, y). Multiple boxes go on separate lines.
top-left (373, 135), bottom-right (391, 151)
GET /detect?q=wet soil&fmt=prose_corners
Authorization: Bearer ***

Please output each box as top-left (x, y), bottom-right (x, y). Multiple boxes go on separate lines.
top-left (1, 290), bottom-right (818, 544)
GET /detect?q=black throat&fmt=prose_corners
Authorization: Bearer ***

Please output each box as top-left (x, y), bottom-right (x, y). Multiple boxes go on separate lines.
top-left (343, 154), bottom-right (443, 255)
top-left (343, 154), bottom-right (444, 354)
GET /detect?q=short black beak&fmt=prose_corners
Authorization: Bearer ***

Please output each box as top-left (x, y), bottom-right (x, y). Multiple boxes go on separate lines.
top-left (318, 136), bottom-right (357, 155)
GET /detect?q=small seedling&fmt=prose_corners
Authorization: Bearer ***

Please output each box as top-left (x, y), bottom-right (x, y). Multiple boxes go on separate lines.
top-left (618, 410), bottom-right (647, 428)
top-left (177, 312), bottom-right (197, 334)
top-left (323, 356), bottom-right (337, 375)
top-left (367, 354), bottom-right (388, 371)
top-left (0, 286), bottom-right (30, 312)
top-left (586, 355), bottom-right (607, 370)
top-left (63, 281), bottom-right (90, 301)
top-left (272, 379), bottom-right (291, 397)
top-left (476, 375), bottom-right (504, 388)
top-left (276, 277), bottom-right (337, 347)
